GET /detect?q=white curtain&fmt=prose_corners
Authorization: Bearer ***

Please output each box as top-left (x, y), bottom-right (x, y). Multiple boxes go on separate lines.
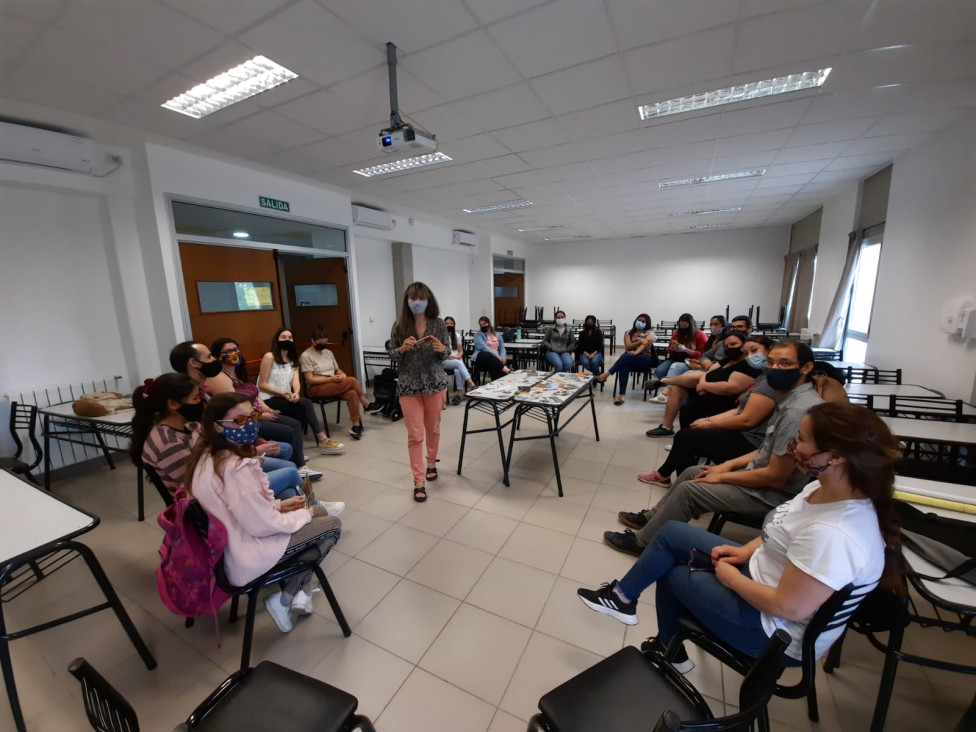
top-left (786, 246), bottom-right (818, 332)
top-left (819, 232), bottom-right (862, 350)
top-left (779, 251), bottom-right (800, 326)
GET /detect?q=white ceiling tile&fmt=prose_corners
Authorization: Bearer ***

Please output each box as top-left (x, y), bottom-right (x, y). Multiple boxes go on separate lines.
top-left (882, 79), bottom-right (976, 115)
top-left (162, 0), bottom-right (291, 35)
top-left (786, 116), bottom-right (879, 146)
top-left (528, 55), bottom-right (632, 116)
top-left (185, 125), bottom-right (282, 160)
top-left (0, 15), bottom-right (44, 68)
top-left (772, 141), bottom-right (851, 164)
top-left (239, 0), bottom-right (379, 87)
top-left (839, 133), bottom-right (927, 156)
top-left (488, 0), bottom-right (617, 79)
top-left (711, 150), bottom-right (779, 171)
top-left (177, 40), bottom-right (257, 83)
top-left (764, 160), bottom-right (829, 177)
top-left (275, 89), bottom-right (364, 136)
top-left (798, 90), bottom-right (899, 126)
top-left (0, 0), bottom-right (69, 22)
top-left (714, 97), bottom-right (814, 137)
top-left (556, 99), bottom-right (641, 142)
top-left (224, 111), bottom-right (326, 149)
top-left (453, 83), bottom-right (551, 130)
top-left (298, 135), bottom-right (378, 167)
top-left (0, 68), bottom-right (123, 116)
top-left (251, 78), bottom-right (321, 109)
top-left (403, 31), bottom-right (521, 100)
top-left (133, 72), bottom-right (202, 105)
top-left (866, 108), bottom-right (967, 136)
top-left (463, 0), bottom-right (550, 24)
top-left (625, 26), bottom-right (737, 97)
top-left (605, 0), bottom-right (740, 51)
top-left (406, 103), bottom-right (486, 141)
top-left (642, 114), bottom-right (722, 149)
top-left (854, 0), bottom-right (976, 47)
top-left (443, 133), bottom-right (513, 164)
top-left (713, 129), bottom-right (793, 157)
top-left (56, 0), bottom-right (224, 69)
top-left (823, 153), bottom-right (894, 172)
top-left (252, 147), bottom-right (325, 175)
top-left (826, 45), bottom-right (961, 93)
top-left (100, 97), bottom-right (206, 139)
top-left (326, 0), bottom-right (478, 53)
top-left (490, 119), bottom-right (572, 153)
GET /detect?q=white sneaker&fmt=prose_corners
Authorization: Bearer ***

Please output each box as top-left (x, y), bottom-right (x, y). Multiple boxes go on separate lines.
top-left (298, 466), bottom-right (324, 481)
top-left (664, 443), bottom-right (673, 452)
top-left (263, 591), bottom-right (294, 633)
top-left (290, 588), bottom-right (322, 616)
top-left (311, 500), bottom-right (345, 517)
top-left (651, 394), bottom-right (669, 403)
top-left (317, 439), bottom-right (345, 454)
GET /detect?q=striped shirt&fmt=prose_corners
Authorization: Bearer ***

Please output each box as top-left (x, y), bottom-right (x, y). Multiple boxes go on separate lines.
top-left (142, 422), bottom-right (200, 496)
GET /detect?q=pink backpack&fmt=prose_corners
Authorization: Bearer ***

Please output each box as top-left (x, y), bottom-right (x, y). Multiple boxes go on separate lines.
top-left (156, 495), bottom-right (232, 633)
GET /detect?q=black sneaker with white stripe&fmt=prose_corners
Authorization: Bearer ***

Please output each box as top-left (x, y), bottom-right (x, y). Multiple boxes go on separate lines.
top-left (641, 636), bottom-right (695, 674)
top-left (576, 580), bottom-right (638, 625)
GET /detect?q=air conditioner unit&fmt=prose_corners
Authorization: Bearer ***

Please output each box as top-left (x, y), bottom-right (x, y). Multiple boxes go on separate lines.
top-left (0, 121), bottom-right (96, 174)
top-left (351, 204), bottom-right (395, 230)
top-left (452, 230), bottom-right (478, 248)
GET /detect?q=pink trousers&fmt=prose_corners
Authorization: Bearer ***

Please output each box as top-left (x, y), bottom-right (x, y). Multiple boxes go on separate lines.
top-left (400, 390), bottom-right (445, 484)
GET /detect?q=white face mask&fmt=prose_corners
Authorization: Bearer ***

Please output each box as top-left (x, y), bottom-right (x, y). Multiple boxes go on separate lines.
top-left (555, 318), bottom-right (566, 326)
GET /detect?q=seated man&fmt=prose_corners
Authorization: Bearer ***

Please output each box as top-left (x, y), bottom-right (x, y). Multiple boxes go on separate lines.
top-left (606, 340), bottom-right (823, 556)
top-left (300, 327), bottom-right (377, 440)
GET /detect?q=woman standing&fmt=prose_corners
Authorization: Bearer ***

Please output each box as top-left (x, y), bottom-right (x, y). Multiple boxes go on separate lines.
top-left (541, 310), bottom-right (576, 372)
top-left (596, 313), bottom-right (655, 405)
top-left (442, 316), bottom-right (476, 405)
top-left (575, 315), bottom-right (605, 375)
top-left (388, 282), bottom-right (449, 503)
top-left (472, 316), bottom-right (511, 380)
top-left (258, 328), bottom-right (345, 454)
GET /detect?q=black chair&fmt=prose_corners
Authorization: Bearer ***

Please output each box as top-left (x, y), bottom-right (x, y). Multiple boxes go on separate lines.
top-left (0, 402), bottom-right (42, 485)
top-left (69, 658), bottom-right (376, 732)
top-left (706, 511), bottom-right (765, 536)
top-left (884, 395), bottom-right (965, 421)
top-left (184, 500), bottom-right (351, 670)
top-left (674, 582), bottom-right (876, 729)
top-left (527, 629), bottom-right (791, 732)
top-left (308, 396), bottom-right (342, 438)
top-left (845, 368), bottom-right (903, 385)
top-left (142, 465), bottom-right (175, 507)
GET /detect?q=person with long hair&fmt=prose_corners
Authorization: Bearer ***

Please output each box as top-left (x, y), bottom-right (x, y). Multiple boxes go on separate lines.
top-left (258, 327), bottom-right (344, 454)
top-left (649, 313), bottom-right (708, 403)
top-left (442, 316), bottom-right (475, 405)
top-left (388, 282), bottom-right (449, 503)
top-left (184, 393), bottom-right (344, 633)
top-left (131, 373), bottom-right (312, 501)
top-left (207, 337), bottom-right (317, 479)
top-left (472, 316), bottom-right (510, 380)
top-left (541, 310), bottom-right (576, 372)
top-left (575, 314), bottom-right (605, 375)
top-left (579, 403), bottom-right (898, 674)
top-left (596, 312), bottom-right (655, 405)
top-left (688, 315), bottom-right (728, 371)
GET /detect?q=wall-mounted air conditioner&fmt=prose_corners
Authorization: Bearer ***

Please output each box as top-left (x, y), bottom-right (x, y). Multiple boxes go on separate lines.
top-left (452, 230), bottom-right (478, 248)
top-left (351, 204), bottom-right (396, 230)
top-left (0, 120), bottom-right (96, 174)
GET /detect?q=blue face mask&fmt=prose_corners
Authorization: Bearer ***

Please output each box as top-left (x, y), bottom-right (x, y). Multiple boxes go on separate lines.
top-left (634, 320), bottom-right (646, 329)
top-left (221, 419), bottom-right (259, 445)
top-left (408, 299), bottom-right (428, 315)
top-left (746, 353), bottom-right (767, 369)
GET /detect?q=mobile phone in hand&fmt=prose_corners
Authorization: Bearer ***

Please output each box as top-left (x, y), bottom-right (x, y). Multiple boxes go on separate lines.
top-left (688, 548), bottom-right (715, 573)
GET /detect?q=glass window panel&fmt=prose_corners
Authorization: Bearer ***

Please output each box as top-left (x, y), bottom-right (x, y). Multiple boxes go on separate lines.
top-left (843, 337), bottom-right (868, 363)
top-left (494, 286), bottom-right (519, 298)
top-left (197, 281), bottom-right (275, 313)
top-left (848, 243), bottom-right (881, 333)
top-left (294, 283), bottom-right (338, 307)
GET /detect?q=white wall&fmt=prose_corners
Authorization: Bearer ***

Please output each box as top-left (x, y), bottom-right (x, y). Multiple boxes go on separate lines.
top-left (530, 227), bottom-right (789, 339)
top-left (352, 236), bottom-right (397, 346)
top-left (412, 245), bottom-right (472, 328)
top-left (807, 183), bottom-right (860, 335)
top-left (867, 114), bottom-right (976, 401)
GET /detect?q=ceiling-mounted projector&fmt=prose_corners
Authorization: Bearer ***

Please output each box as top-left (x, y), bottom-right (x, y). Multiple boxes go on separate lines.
top-left (377, 125), bottom-right (436, 153)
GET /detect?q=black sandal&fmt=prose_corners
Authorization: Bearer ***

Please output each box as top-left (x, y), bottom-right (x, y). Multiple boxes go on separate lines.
top-left (426, 466), bottom-right (438, 481)
top-left (414, 485), bottom-right (427, 502)
top-left (613, 398), bottom-right (624, 406)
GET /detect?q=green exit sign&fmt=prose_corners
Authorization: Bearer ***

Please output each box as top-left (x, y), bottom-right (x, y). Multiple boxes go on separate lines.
top-left (259, 196), bottom-right (290, 212)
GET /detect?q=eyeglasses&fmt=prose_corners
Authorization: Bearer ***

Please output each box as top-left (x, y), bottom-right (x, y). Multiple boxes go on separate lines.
top-left (766, 359), bottom-right (799, 368)
top-left (218, 411), bottom-right (262, 426)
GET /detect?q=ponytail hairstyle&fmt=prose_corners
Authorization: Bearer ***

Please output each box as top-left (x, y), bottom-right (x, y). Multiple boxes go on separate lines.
top-left (183, 392), bottom-right (254, 497)
top-left (806, 403), bottom-right (903, 591)
top-left (210, 338), bottom-right (248, 382)
top-left (130, 373), bottom-right (196, 466)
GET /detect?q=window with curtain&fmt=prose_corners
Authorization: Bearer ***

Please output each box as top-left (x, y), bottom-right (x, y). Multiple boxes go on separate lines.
top-left (842, 225), bottom-right (884, 363)
top-left (781, 246), bottom-right (817, 332)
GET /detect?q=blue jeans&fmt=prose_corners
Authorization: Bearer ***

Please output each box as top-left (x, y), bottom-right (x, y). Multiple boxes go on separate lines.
top-left (443, 359), bottom-right (471, 390)
top-left (616, 521), bottom-right (773, 660)
top-left (655, 359), bottom-right (690, 379)
top-left (261, 455), bottom-right (302, 499)
top-left (608, 352), bottom-right (653, 395)
top-left (580, 352), bottom-right (603, 375)
top-left (545, 351), bottom-right (575, 371)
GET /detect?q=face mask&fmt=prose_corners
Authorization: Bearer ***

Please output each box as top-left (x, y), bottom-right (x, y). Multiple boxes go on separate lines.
top-left (787, 437), bottom-right (834, 477)
top-left (746, 353), bottom-right (767, 369)
top-left (221, 419), bottom-right (260, 445)
top-left (220, 350), bottom-right (241, 366)
top-left (678, 325), bottom-right (690, 332)
top-left (446, 325), bottom-right (455, 333)
top-left (634, 320), bottom-right (646, 330)
top-left (585, 322), bottom-right (595, 329)
top-left (177, 402), bottom-right (204, 422)
top-left (765, 367), bottom-right (802, 390)
top-left (314, 342), bottom-right (328, 351)
top-left (710, 325), bottom-right (723, 335)
top-left (555, 318), bottom-right (566, 326)
top-left (480, 325), bottom-right (490, 333)
top-left (724, 347), bottom-right (742, 360)
top-left (277, 340), bottom-right (295, 350)
top-left (197, 359), bottom-right (223, 378)
top-left (408, 299), bottom-right (428, 315)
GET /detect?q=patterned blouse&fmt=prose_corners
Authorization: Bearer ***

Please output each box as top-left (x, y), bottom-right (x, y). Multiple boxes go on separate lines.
top-left (388, 318), bottom-right (450, 396)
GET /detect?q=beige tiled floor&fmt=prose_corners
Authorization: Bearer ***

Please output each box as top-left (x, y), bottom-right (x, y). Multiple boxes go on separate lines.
top-left (3, 380), bottom-right (974, 731)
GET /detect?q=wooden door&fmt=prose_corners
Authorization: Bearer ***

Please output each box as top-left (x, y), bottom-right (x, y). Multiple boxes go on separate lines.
top-left (493, 272), bottom-right (524, 327)
top-left (179, 242), bottom-right (283, 377)
top-left (280, 255), bottom-right (355, 374)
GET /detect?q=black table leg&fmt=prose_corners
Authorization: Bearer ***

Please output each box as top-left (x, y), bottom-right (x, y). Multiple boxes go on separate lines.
top-left (545, 409), bottom-right (563, 497)
top-left (42, 413), bottom-right (52, 492)
top-left (457, 401), bottom-right (473, 475)
top-left (92, 429), bottom-right (116, 470)
top-left (588, 384), bottom-right (600, 442)
top-left (0, 604), bottom-right (26, 732)
top-left (136, 468), bottom-right (145, 522)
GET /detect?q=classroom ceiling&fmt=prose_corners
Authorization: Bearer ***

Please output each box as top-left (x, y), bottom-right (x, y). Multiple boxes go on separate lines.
top-left (1, 0), bottom-right (974, 241)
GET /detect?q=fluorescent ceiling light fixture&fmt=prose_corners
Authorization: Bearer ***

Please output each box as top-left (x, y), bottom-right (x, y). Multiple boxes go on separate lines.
top-left (352, 152), bottom-right (452, 178)
top-left (544, 235), bottom-right (591, 241)
top-left (668, 207), bottom-right (742, 217)
top-left (232, 231), bottom-right (250, 238)
top-left (161, 56), bottom-right (298, 119)
top-left (659, 169), bottom-right (766, 188)
top-left (677, 223), bottom-right (727, 231)
top-left (517, 224), bottom-right (570, 232)
top-left (463, 200), bottom-right (533, 214)
top-left (639, 68), bottom-right (831, 121)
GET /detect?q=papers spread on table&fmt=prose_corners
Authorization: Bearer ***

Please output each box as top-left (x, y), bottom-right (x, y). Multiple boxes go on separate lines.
top-left (466, 370), bottom-right (594, 405)
top-left (467, 370), bottom-right (550, 400)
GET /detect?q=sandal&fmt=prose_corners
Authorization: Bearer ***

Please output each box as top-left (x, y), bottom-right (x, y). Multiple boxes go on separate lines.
top-left (413, 485), bottom-right (427, 502)
top-left (613, 398), bottom-right (624, 406)
top-left (426, 466), bottom-right (438, 481)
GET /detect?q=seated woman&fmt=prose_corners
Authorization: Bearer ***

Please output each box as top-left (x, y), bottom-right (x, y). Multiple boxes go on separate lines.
top-left (130, 373), bottom-right (313, 501)
top-left (579, 403), bottom-right (897, 674)
top-left (185, 393), bottom-right (344, 633)
top-left (473, 316), bottom-right (511, 380)
top-left (442, 316), bottom-right (475, 405)
top-left (596, 313), bottom-right (655, 405)
top-left (646, 334), bottom-right (769, 437)
top-left (541, 310), bottom-right (576, 372)
top-left (208, 338), bottom-right (315, 478)
top-left (638, 350), bottom-right (776, 487)
top-left (258, 328), bottom-right (344, 454)
top-left (649, 313), bottom-right (708, 403)
top-left (687, 315), bottom-right (728, 372)
top-left (575, 315), bottom-right (605, 375)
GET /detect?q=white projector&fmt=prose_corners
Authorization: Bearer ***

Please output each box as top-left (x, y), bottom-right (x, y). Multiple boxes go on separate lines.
top-left (377, 125), bottom-right (437, 154)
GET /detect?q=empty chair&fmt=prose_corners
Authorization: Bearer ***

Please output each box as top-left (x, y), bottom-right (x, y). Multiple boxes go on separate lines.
top-left (886, 395), bottom-right (964, 421)
top-left (0, 402), bottom-right (42, 485)
top-left (69, 658), bottom-right (140, 732)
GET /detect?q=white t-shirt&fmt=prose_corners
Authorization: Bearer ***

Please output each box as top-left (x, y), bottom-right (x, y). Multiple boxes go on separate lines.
top-left (749, 481), bottom-right (885, 659)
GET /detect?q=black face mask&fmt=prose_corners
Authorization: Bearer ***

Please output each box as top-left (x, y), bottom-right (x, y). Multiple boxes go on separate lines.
top-left (197, 359), bottom-right (222, 378)
top-left (678, 325), bottom-right (690, 332)
top-left (177, 402), bottom-right (204, 422)
top-left (480, 325), bottom-right (490, 333)
top-left (765, 367), bottom-right (803, 390)
top-left (724, 347), bottom-right (743, 360)
top-left (447, 326), bottom-right (455, 333)
top-left (314, 342), bottom-right (328, 351)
